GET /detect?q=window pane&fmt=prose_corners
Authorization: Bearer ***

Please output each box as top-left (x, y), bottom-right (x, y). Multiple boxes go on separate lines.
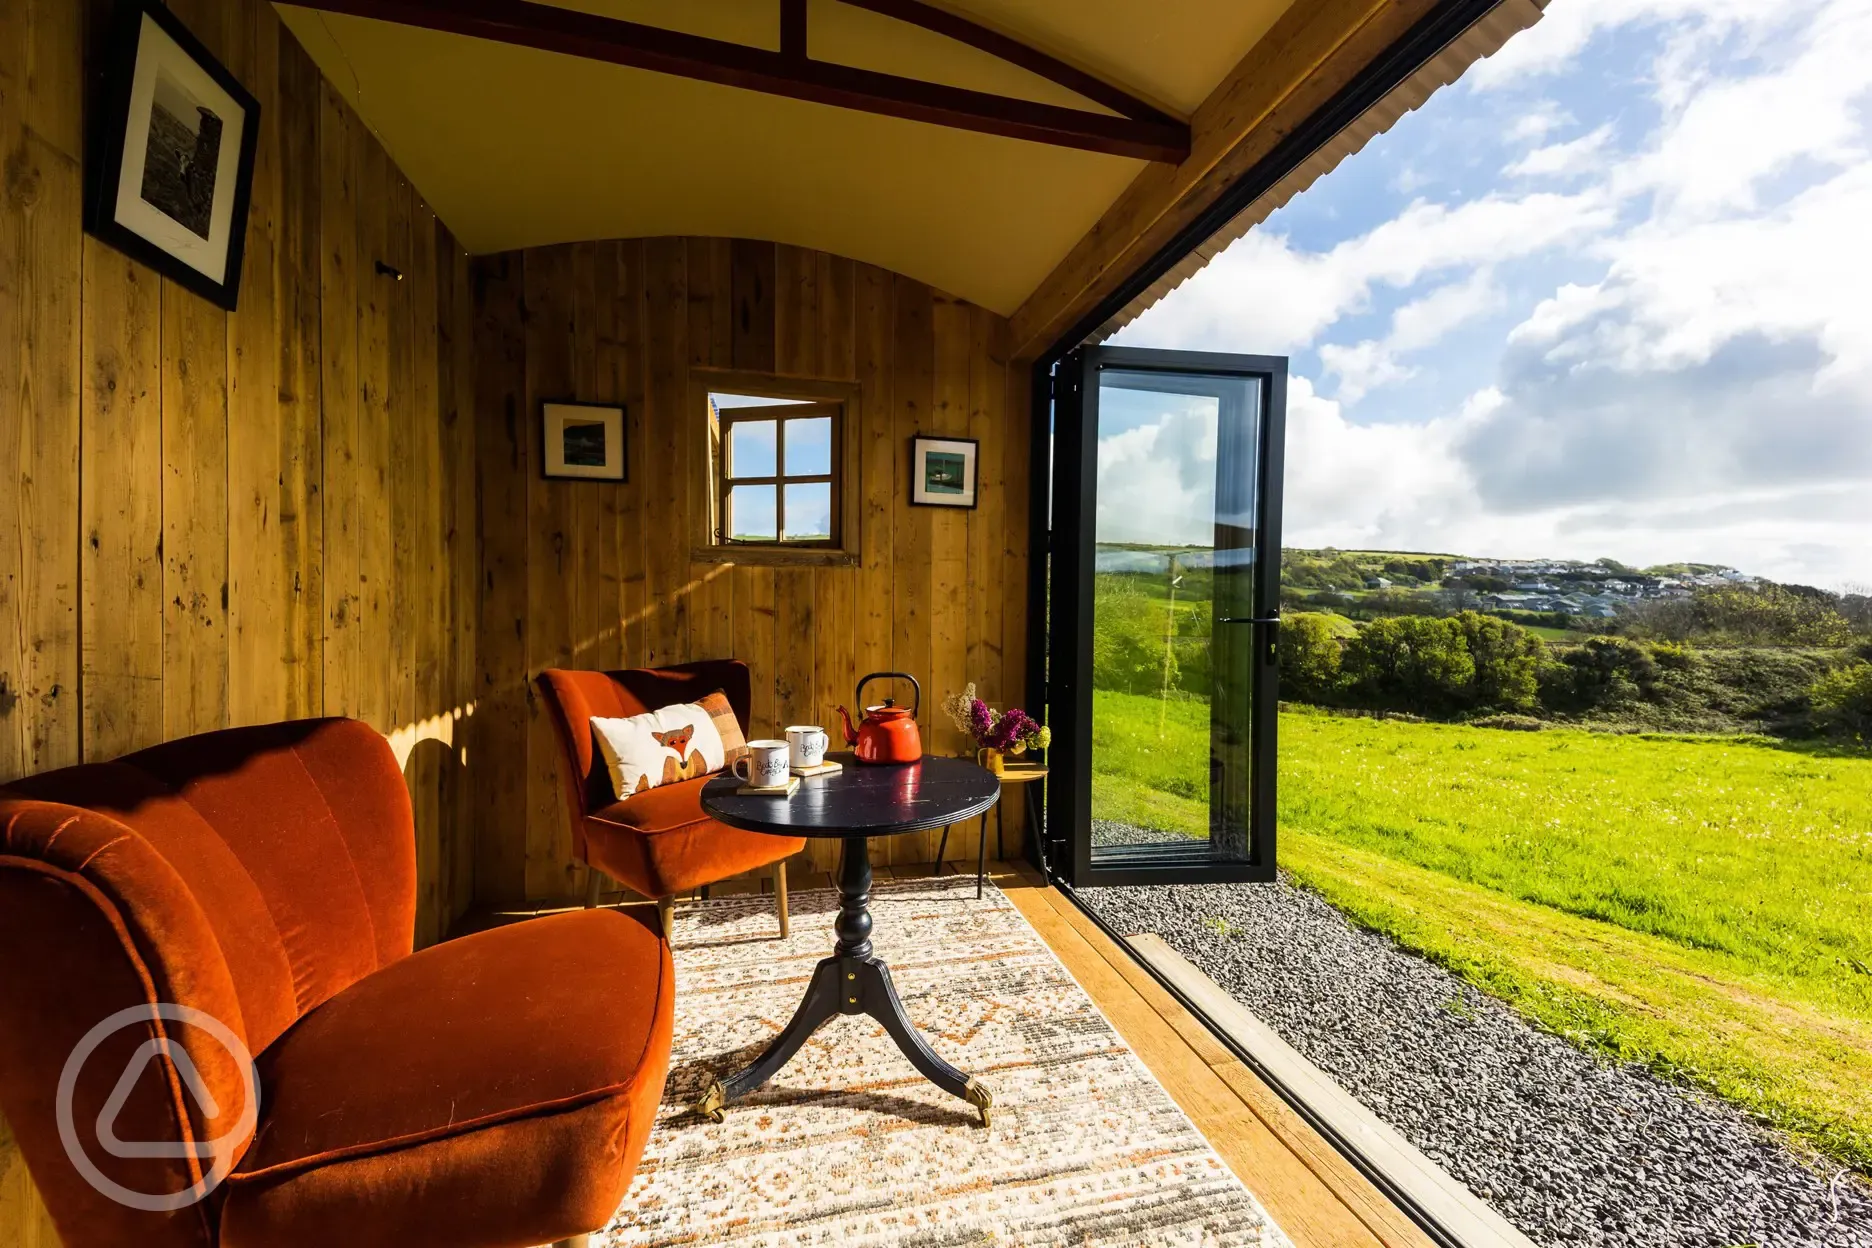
top-left (729, 420), bottom-right (777, 478)
top-left (711, 393), bottom-right (811, 410)
top-left (727, 484), bottom-right (776, 541)
top-left (785, 416), bottom-right (833, 477)
top-left (783, 482), bottom-right (832, 540)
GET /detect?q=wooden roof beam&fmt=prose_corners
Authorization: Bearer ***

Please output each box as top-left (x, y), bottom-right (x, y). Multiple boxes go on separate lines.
top-left (292, 0), bottom-right (1192, 162)
top-left (832, 0), bottom-right (1180, 126)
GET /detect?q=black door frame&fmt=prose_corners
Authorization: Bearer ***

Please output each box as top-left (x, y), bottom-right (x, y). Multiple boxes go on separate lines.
top-left (1049, 346), bottom-right (1286, 887)
top-left (1020, 0), bottom-right (1507, 885)
top-left (1015, 4), bottom-right (1515, 1245)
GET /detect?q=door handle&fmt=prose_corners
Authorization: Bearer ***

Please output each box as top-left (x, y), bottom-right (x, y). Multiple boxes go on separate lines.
top-left (1217, 617), bottom-right (1281, 663)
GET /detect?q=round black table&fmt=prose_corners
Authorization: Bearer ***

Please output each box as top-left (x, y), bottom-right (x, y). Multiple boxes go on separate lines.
top-left (695, 753), bottom-right (1000, 1127)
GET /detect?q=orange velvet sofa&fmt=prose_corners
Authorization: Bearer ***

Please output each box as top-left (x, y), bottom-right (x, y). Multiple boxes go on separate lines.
top-left (0, 719), bottom-right (673, 1248)
top-left (537, 660), bottom-right (806, 936)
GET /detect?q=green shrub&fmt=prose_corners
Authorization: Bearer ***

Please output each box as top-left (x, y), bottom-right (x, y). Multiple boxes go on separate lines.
top-left (1811, 661), bottom-right (1872, 737)
top-left (1649, 640), bottom-right (1699, 671)
top-left (1278, 613), bottom-right (1345, 703)
top-left (1471, 713), bottom-right (1546, 731)
top-left (1091, 575), bottom-right (1171, 695)
top-left (1342, 616), bottom-right (1475, 714)
top-left (1456, 611), bottom-right (1544, 711)
top-left (1626, 583), bottom-right (1854, 647)
top-left (1542, 637), bottom-right (1659, 713)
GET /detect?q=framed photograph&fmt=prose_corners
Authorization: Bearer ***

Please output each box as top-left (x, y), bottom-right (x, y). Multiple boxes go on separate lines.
top-left (86, 0), bottom-right (260, 311)
top-left (543, 403), bottom-right (628, 481)
top-left (910, 435), bottom-right (979, 508)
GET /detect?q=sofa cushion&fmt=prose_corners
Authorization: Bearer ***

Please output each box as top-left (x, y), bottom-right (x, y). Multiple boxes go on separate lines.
top-left (590, 691), bottom-right (746, 802)
top-left (538, 663), bottom-right (754, 818)
top-left (218, 908), bottom-right (674, 1248)
top-left (591, 777), bottom-right (714, 836)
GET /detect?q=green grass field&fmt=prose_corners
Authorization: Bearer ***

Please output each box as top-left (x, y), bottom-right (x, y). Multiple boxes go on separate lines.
top-left (1090, 689), bottom-right (1872, 1170)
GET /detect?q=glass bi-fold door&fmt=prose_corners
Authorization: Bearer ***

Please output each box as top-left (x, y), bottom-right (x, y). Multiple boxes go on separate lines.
top-left (1050, 346), bottom-right (1287, 887)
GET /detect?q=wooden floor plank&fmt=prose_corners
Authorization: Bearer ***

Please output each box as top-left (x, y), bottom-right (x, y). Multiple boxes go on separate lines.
top-left (994, 865), bottom-right (1438, 1248)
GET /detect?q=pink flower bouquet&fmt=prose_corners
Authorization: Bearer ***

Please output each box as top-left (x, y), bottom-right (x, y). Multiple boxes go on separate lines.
top-left (940, 683), bottom-right (1051, 755)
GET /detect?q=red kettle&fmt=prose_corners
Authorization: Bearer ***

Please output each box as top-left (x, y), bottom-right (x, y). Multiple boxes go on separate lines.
top-left (835, 672), bottom-right (924, 764)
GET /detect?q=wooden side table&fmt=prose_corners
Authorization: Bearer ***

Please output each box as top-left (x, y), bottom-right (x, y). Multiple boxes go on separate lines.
top-left (695, 755), bottom-right (1001, 1126)
top-left (935, 760), bottom-right (1046, 898)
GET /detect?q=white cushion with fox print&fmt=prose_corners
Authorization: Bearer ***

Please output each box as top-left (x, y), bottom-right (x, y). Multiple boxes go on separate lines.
top-left (590, 701), bottom-right (729, 800)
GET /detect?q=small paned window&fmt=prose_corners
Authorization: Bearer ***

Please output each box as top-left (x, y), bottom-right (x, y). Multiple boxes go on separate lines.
top-left (711, 394), bottom-right (841, 546)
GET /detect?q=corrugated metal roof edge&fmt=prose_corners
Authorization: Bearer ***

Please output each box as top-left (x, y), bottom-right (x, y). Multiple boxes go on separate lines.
top-left (1092, 0), bottom-right (1548, 344)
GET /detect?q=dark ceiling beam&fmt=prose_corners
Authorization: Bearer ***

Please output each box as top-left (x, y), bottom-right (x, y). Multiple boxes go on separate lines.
top-left (780, 0), bottom-right (808, 60)
top-left (833, 0), bottom-right (1179, 126)
top-left (293, 0), bottom-right (1192, 163)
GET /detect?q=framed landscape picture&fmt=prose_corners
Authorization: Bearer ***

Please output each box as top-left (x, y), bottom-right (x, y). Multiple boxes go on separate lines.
top-left (910, 435), bottom-right (979, 508)
top-left (543, 403), bottom-right (628, 481)
top-left (86, 0), bottom-right (260, 311)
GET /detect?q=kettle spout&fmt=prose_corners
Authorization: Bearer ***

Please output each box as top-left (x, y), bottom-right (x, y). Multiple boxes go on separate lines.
top-left (834, 705), bottom-right (859, 746)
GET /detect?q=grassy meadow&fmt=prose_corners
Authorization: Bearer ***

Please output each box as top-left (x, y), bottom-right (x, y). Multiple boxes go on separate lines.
top-left (1091, 688), bottom-right (1872, 1169)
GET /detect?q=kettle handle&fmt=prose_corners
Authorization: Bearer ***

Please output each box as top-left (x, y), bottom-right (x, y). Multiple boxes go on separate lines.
top-left (855, 672), bottom-right (920, 718)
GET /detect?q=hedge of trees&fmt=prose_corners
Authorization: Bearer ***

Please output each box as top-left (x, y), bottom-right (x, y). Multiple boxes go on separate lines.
top-left (1276, 612), bottom-right (1858, 734)
top-left (1280, 611), bottom-right (1547, 714)
top-left (1094, 571), bottom-right (1868, 738)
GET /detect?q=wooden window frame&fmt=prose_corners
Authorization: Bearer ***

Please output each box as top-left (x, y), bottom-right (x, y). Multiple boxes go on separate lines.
top-left (719, 401), bottom-right (841, 545)
top-left (691, 369), bottom-right (863, 567)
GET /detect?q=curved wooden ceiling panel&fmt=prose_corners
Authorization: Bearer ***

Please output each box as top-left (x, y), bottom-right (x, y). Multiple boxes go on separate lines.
top-left (274, 0), bottom-right (1297, 312)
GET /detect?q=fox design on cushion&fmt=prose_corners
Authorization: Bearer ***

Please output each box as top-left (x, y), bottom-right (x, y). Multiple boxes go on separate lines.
top-left (633, 725), bottom-right (707, 794)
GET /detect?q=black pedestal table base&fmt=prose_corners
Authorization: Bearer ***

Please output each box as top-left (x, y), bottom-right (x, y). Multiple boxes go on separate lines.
top-left (693, 832), bottom-right (993, 1128)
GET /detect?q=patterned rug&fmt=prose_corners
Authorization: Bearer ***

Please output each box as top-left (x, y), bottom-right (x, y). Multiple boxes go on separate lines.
top-left (600, 875), bottom-right (1293, 1246)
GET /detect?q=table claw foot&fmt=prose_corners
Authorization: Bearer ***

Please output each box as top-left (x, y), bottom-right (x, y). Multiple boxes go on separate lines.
top-left (965, 1078), bottom-right (994, 1129)
top-left (694, 1078), bottom-right (727, 1124)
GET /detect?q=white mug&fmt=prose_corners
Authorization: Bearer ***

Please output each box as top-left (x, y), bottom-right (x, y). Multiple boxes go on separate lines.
top-left (733, 740), bottom-right (791, 788)
top-left (785, 725), bottom-right (829, 770)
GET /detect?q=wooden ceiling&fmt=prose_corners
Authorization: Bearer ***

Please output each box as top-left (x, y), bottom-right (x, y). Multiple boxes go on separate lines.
top-left (275, 0), bottom-right (1300, 313)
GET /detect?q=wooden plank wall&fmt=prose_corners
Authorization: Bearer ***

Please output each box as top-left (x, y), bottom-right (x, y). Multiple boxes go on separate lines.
top-left (472, 237), bottom-right (1032, 905)
top-left (1, 2), bottom-right (477, 1236)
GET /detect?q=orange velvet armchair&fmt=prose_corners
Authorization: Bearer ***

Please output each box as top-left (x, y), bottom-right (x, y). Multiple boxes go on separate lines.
top-left (0, 719), bottom-right (673, 1248)
top-left (537, 660), bottom-right (806, 937)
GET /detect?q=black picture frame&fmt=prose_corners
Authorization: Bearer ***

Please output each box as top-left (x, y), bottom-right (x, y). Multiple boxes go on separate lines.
top-left (541, 401), bottom-right (629, 482)
top-left (908, 434), bottom-right (980, 509)
top-left (85, 0), bottom-right (261, 312)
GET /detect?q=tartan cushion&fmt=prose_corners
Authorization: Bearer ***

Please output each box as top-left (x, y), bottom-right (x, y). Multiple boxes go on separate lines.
top-left (696, 690), bottom-right (748, 767)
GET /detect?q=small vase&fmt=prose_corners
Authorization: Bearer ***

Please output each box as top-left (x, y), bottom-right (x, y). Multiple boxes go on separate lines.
top-left (976, 746), bottom-right (1006, 777)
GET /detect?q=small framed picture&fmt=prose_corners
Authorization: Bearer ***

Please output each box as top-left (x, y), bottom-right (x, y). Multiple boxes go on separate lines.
top-left (86, 0), bottom-right (260, 311)
top-left (910, 435), bottom-right (979, 508)
top-left (543, 403), bottom-right (628, 481)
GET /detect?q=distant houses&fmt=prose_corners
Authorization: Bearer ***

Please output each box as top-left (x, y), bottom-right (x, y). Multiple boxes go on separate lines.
top-left (1101, 546), bottom-right (1764, 622)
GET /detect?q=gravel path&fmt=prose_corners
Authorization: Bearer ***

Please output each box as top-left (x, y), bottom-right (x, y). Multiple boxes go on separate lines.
top-left (1081, 825), bottom-right (1872, 1248)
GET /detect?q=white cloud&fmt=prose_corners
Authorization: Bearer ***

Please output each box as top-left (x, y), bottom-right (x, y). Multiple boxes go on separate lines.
top-left (1320, 270), bottom-right (1502, 402)
top-left (1114, 0), bottom-right (1872, 589)
top-left (1279, 378), bottom-right (1478, 549)
top-left (1618, 1), bottom-right (1872, 217)
top-left (1508, 101), bottom-right (1575, 142)
top-left (1505, 124), bottom-right (1613, 177)
top-left (1095, 400), bottom-right (1219, 545)
top-left (1119, 190), bottom-right (1611, 356)
top-left (1463, 0), bottom-right (1805, 90)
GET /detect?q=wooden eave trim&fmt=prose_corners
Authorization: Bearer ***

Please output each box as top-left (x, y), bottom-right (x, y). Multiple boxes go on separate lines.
top-left (1008, 0), bottom-right (1453, 362)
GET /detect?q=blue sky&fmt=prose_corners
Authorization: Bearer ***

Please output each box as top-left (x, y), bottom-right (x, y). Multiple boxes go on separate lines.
top-left (1114, 0), bottom-right (1872, 590)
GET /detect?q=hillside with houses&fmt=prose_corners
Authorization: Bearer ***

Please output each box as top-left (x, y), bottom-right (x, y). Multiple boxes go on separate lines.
top-left (1276, 549), bottom-right (1762, 621)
